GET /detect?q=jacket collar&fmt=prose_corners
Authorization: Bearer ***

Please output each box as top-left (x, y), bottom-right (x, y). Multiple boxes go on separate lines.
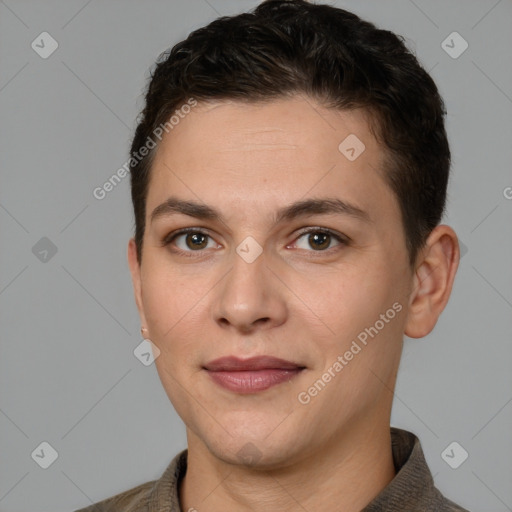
top-left (146, 427), bottom-right (459, 511)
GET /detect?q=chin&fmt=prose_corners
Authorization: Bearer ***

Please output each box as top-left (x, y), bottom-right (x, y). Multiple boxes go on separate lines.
top-left (201, 426), bottom-right (303, 470)
top-left (213, 441), bottom-right (292, 470)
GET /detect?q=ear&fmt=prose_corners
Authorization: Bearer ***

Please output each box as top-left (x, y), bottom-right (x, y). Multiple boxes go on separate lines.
top-left (404, 225), bottom-right (460, 339)
top-left (127, 237), bottom-right (149, 331)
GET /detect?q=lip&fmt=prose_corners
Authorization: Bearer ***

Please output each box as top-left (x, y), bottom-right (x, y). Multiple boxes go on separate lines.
top-left (204, 355), bottom-right (304, 371)
top-left (203, 356), bottom-right (306, 394)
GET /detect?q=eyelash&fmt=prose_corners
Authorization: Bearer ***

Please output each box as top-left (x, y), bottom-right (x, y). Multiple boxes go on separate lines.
top-left (161, 227), bottom-right (349, 258)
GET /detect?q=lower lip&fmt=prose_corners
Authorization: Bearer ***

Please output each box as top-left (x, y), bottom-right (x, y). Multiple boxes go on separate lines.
top-left (205, 368), bottom-right (304, 393)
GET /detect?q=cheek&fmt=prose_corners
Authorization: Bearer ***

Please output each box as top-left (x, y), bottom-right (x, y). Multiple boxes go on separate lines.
top-left (308, 268), bottom-right (405, 385)
top-left (296, 263), bottom-right (394, 340)
top-left (141, 260), bottom-right (206, 337)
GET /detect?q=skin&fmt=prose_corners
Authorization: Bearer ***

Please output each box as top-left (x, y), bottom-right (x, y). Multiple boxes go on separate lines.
top-left (127, 95), bottom-right (460, 512)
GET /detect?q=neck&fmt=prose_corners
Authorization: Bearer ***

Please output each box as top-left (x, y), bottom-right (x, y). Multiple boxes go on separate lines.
top-left (179, 421), bottom-right (396, 512)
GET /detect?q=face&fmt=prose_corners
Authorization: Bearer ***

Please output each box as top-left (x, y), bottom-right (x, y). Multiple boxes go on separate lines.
top-left (128, 95), bottom-right (416, 467)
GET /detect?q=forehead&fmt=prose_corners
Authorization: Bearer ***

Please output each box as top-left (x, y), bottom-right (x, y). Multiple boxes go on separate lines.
top-left (161, 96), bottom-right (376, 156)
top-left (146, 96), bottom-right (397, 227)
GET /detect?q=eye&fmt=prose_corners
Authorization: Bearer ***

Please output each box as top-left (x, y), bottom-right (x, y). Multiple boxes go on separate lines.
top-left (161, 227), bottom-right (349, 258)
top-left (291, 228), bottom-right (348, 252)
top-left (162, 228), bottom-right (219, 257)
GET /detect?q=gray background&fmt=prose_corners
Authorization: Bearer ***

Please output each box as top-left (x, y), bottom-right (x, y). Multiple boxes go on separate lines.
top-left (1, 0), bottom-right (511, 511)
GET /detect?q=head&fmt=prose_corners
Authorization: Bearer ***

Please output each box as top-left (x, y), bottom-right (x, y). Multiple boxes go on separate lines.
top-left (127, 0), bottom-right (459, 467)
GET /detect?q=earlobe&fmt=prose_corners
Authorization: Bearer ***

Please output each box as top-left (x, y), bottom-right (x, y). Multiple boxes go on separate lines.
top-left (127, 238), bottom-right (148, 328)
top-left (404, 225), bottom-right (460, 339)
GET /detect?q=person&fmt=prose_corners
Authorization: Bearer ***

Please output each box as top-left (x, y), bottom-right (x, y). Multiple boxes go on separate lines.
top-left (75, 0), bottom-right (471, 510)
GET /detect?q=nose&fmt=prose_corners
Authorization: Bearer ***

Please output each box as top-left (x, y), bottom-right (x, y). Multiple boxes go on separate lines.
top-left (212, 245), bottom-right (288, 334)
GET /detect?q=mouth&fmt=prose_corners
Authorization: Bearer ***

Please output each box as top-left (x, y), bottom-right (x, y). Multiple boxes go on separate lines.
top-left (203, 356), bottom-right (306, 394)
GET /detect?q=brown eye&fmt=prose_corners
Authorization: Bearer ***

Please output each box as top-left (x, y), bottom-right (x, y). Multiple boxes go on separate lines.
top-left (294, 229), bottom-right (347, 252)
top-left (307, 232), bottom-right (331, 250)
top-left (162, 229), bottom-right (217, 256)
top-left (183, 232), bottom-right (209, 250)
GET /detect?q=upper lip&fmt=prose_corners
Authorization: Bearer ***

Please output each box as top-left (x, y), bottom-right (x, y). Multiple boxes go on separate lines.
top-left (204, 356), bottom-right (305, 371)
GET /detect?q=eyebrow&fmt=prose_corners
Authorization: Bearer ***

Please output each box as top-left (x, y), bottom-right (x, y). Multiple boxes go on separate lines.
top-left (150, 196), bottom-right (372, 225)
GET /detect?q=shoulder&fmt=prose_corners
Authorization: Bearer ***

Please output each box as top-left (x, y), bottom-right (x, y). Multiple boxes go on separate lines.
top-left (73, 479), bottom-right (156, 512)
top-left (73, 449), bottom-right (188, 512)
